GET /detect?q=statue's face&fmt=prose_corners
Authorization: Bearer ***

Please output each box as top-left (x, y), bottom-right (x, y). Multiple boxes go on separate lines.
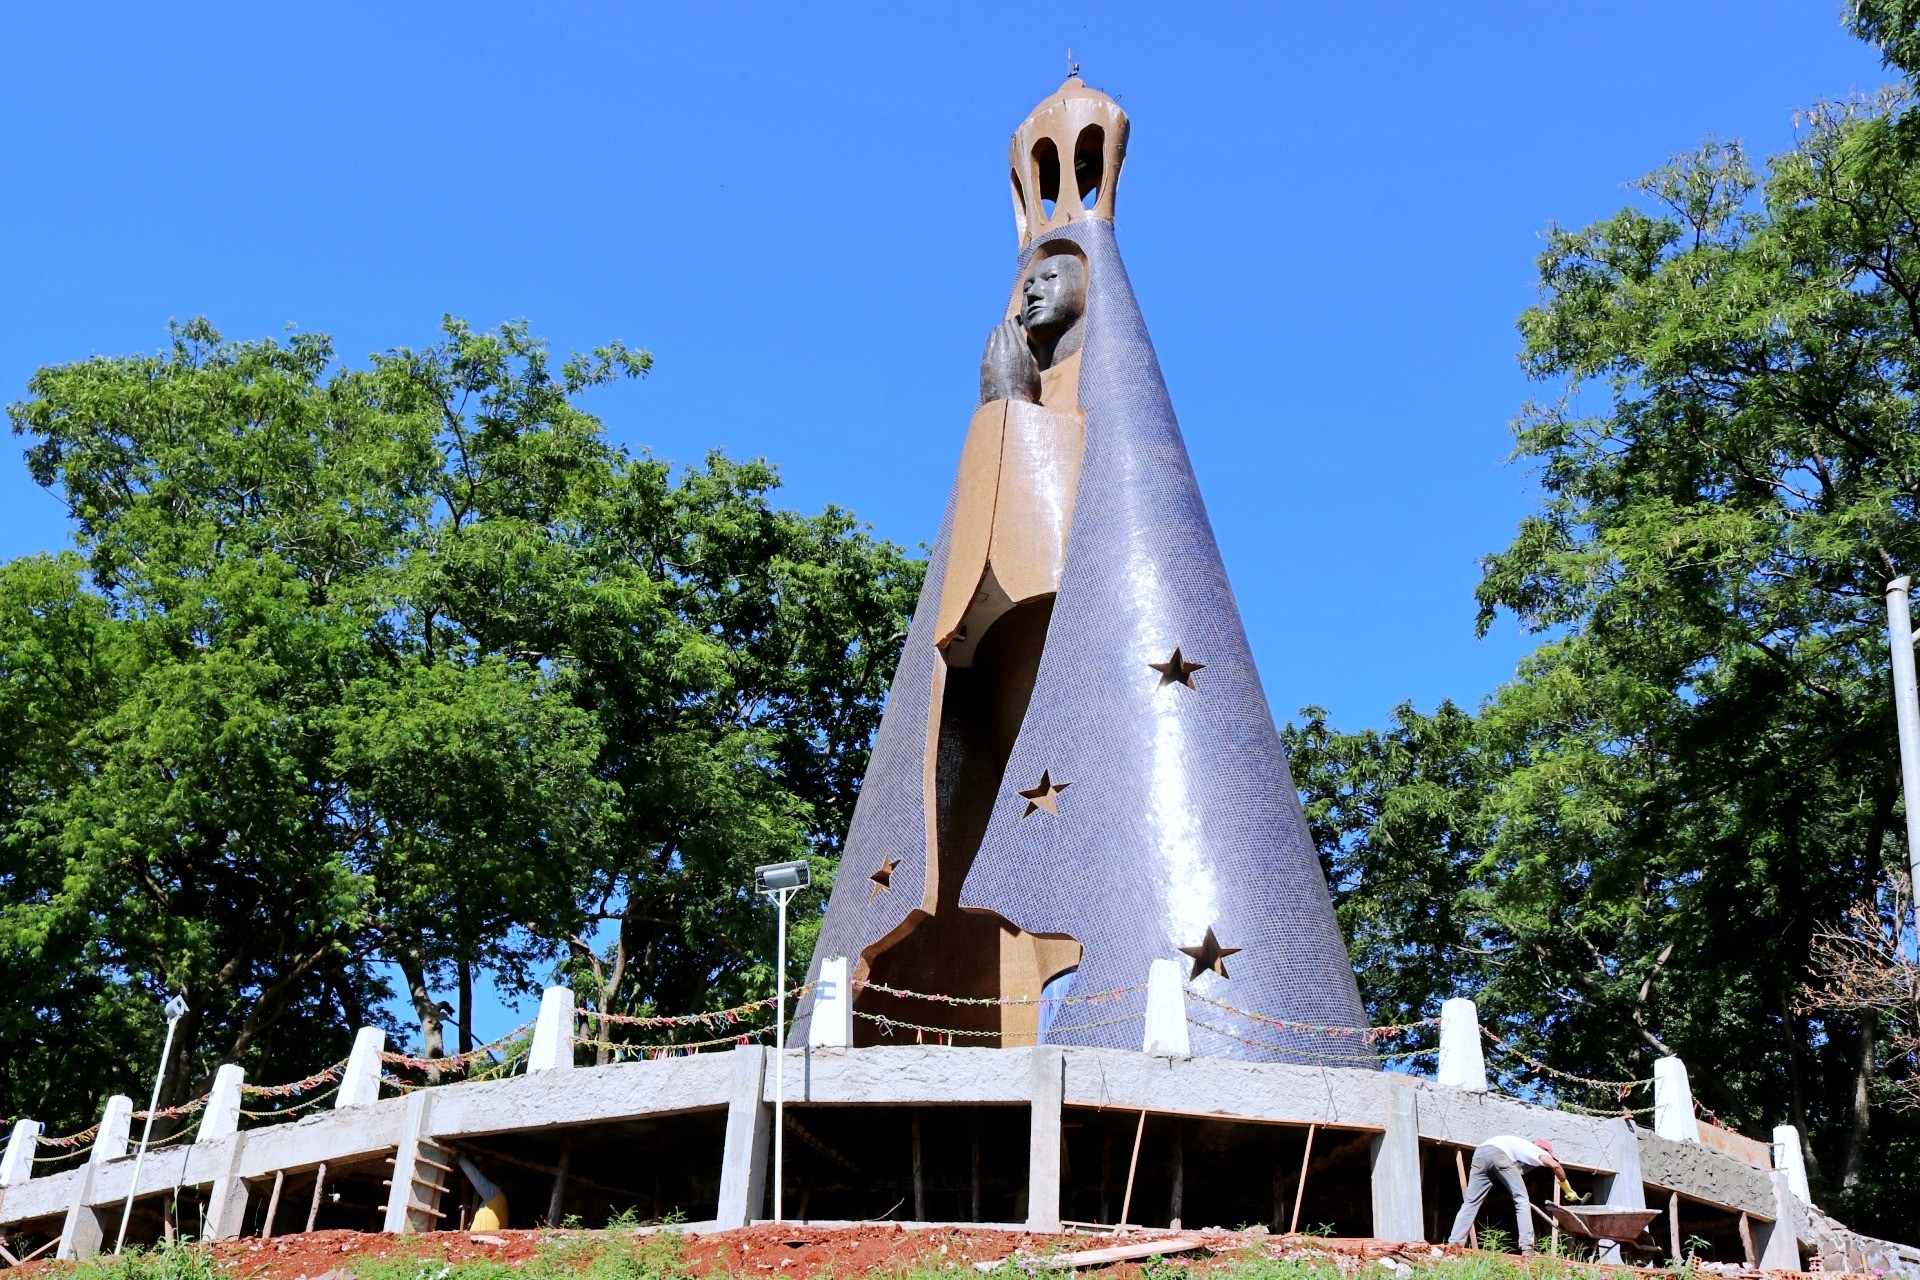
top-left (1021, 255), bottom-right (1086, 334)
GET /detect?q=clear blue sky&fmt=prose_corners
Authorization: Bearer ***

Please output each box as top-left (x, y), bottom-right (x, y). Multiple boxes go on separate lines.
top-left (0, 3), bottom-right (1892, 1041)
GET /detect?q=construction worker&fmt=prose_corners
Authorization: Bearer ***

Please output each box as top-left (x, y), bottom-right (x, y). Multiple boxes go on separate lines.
top-left (1447, 1135), bottom-right (1581, 1256)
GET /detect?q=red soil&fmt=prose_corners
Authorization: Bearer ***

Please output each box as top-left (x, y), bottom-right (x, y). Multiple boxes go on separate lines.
top-left (12, 1225), bottom-right (1481, 1280)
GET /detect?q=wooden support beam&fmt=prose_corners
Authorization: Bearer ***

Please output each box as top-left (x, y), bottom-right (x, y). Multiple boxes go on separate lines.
top-left (261, 1170), bottom-right (284, 1240)
top-left (971, 1114), bottom-right (982, 1223)
top-left (1550, 1178), bottom-right (1560, 1256)
top-left (546, 1139), bottom-right (572, 1227)
top-left (305, 1162), bottom-right (328, 1234)
top-left (1118, 1109), bottom-right (1147, 1228)
top-left (1168, 1120), bottom-right (1183, 1230)
top-left (1455, 1148), bottom-right (1477, 1249)
top-left (1290, 1124), bottom-right (1317, 1235)
top-left (911, 1112), bottom-right (925, 1222)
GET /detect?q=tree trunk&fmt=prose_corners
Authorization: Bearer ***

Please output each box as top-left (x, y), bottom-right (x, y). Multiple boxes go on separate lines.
top-left (1838, 1014), bottom-right (1874, 1198)
top-left (396, 946), bottom-right (445, 1078)
top-left (155, 1002), bottom-right (206, 1144)
top-left (458, 957), bottom-right (474, 1054)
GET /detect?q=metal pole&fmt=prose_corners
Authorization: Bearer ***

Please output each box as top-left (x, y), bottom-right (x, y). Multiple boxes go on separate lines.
top-left (116, 1005), bottom-right (183, 1254)
top-left (773, 884), bottom-right (791, 1222)
top-left (1887, 577), bottom-right (1920, 913)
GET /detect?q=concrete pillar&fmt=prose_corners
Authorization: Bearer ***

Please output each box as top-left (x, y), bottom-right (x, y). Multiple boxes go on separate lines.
top-left (716, 1045), bottom-right (771, 1227)
top-left (806, 958), bottom-right (852, 1049)
top-left (337, 1026), bottom-right (386, 1107)
top-left (93, 1096), bottom-right (133, 1164)
top-left (528, 986), bottom-right (575, 1072)
top-left (56, 1160), bottom-right (105, 1259)
top-left (56, 1096), bottom-right (136, 1259)
top-left (1652, 1057), bottom-right (1698, 1143)
top-left (1773, 1124), bottom-right (1811, 1203)
top-left (1026, 1045), bottom-right (1064, 1232)
top-left (198, 1063), bottom-right (246, 1143)
top-left (1369, 1076), bottom-right (1423, 1243)
top-left (0, 1120), bottom-right (41, 1186)
top-left (1594, 1117), bottom-right (1648, 1263)
top-left (382, 1089), bottom-right (447, 1233)
top-left (1435, 998), bottom-right (1487, 1092)
top-left (203, 1132), bottom-right (252, 1240)
top-left (1142, 959), bottom-right (1190, 1057)
top-left (1757, 1169), bottom-right (1806, 1271)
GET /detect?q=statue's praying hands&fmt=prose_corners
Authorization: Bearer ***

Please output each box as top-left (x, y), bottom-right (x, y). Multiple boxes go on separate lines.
top-left (979, 316), bottom-right (1041, 405)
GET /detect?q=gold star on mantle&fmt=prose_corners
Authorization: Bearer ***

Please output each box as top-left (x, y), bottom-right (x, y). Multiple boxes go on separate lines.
top-left (1149, 647), bottom-right (1206, 689)
top-left (1179, 926), bottom-right (1242, 980)
top-left (868, 855), bottom-right (900, 899)
top-left (1018, 770), bottom-right (1071, 817)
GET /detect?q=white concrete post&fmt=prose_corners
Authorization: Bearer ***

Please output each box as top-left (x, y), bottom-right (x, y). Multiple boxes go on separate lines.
top-left (59, 1104), bottom-right (127, 1261)
top-left (198, 1064), bottom-right (246, 1143)
top-left (806, 957), bottom-right (853, 1048)
top-left (203, 1133), bottom-right (252, 1239)
top-left (1652, 1056), bottom-right (1698, 1143)
top-left (336, 1026), bottom-right (386, 1107)
top-left (1435, 997), bottom-right (1488, 1091)
top-left (716, 1045), bottom-right (771, 1227)
top-left (1142, 958), bottom-right (1190, 1057)
top-left (1026, 1045), bottom-right (1064, 1232)
top-left (1758, 1170), bottom-right (1807, 1271)
top-left (0, 1119), bottom-right (41, 1185)
top-left (1594, 1116), bottom-right (1649, 1264)
top-left (92, 1096), bottom-right (134, 1164)
top-left (1369, 1076), bottom-right (1424, 1243)
top-left (1774, 1123), bottom-right (1812, 1203)
top-left (528, 985), bottom-right (576, 1072)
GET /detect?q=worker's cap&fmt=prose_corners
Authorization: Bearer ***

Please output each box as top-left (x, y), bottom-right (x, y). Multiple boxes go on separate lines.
top-left (1533, 1138), bottom-right (1555, 1153)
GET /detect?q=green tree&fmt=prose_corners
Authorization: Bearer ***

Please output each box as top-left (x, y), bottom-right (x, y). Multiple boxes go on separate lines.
top-left (556, 453), bottom-right (925, 1053)
top-left (0, 317), bottom-right (922, 1131)
top-left (1288, 8), bottom-right (1920, 1237)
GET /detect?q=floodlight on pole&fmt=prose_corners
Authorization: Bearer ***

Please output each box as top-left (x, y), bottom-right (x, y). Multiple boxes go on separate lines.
top-left (753, 859), bottom-right (810, 1222)
top-left (116, 992), bottom-right (188, 1254)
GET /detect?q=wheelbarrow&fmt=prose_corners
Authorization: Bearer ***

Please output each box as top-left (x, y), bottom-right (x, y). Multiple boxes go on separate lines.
top-left (1532, 1203), bottom-right (1664, 1259)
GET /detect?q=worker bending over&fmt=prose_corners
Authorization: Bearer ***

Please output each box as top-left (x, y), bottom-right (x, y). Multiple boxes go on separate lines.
top-left (1447, 1135), bottom-right (1579, 1256)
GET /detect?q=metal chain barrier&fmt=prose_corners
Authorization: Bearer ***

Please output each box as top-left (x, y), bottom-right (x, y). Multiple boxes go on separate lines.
top-left (853, 1007), bottom-right (1144, 1044)
top-left (133, 1096), bottom-right (209, 1122)
top-left (577, 987), bottom-right (812, 1031)
top-left (241, 1060), bottom-right (346, 1100)
top-left (37, 1123), bottom-right (102, 1150)
top-left (1480, 1027), bottom-right (1653, 1093)
top-left (239, 1084), bottom-right (342, 1121)
top-left (380, 1020), bottom-right (535, 1076)
top-left (1184, 989), bottom-right (1441, 1042)
top-left (853, 979), bottom-right (1148, 1008)
top-left (576, 1028), bottom-right (773, 1059)
top-left (1184, 1014), bottom-right (1437, 1064)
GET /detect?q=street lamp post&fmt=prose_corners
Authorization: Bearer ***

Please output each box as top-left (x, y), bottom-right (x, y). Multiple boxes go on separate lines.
top-left (116, 993), bottom-right (188, 1254)
top-left (754, 860), bottom-right (810, 1223)
top-left (1887, 578), bottom-right (1920, 917)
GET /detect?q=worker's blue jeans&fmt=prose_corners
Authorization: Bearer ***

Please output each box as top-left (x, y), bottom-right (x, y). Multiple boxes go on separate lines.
top-left (1448, 1145), bottom-right (1534, 1251)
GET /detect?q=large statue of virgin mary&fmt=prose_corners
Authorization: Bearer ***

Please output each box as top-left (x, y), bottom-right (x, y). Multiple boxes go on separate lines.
top-left (794, 78), bottom-right (1371, 1064)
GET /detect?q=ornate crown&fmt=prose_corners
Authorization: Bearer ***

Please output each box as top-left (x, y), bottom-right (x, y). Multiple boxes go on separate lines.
top-left (1009, 76), bottom-right (1129, 248)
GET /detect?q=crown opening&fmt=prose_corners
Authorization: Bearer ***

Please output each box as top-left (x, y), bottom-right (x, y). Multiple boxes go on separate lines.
top-left (1032, 137), bottom-right (1061, 221)
top-left (1008, 77), bottom-right (1129, 248)
top-left (1074, 125), bottom-right (1105, 211)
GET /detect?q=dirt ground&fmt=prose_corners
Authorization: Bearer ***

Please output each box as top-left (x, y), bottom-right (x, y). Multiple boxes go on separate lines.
top-left (18, 1224), bottom-right (1832, 1280)
top-left (18, 1225), bottom-right (1459, 1280)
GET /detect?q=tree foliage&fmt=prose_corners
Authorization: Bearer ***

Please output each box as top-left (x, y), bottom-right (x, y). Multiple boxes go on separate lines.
top-left (0, 318), bottom-right (921, 1132)
top-left (1287, 8), bottom-right (1920, 1238)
